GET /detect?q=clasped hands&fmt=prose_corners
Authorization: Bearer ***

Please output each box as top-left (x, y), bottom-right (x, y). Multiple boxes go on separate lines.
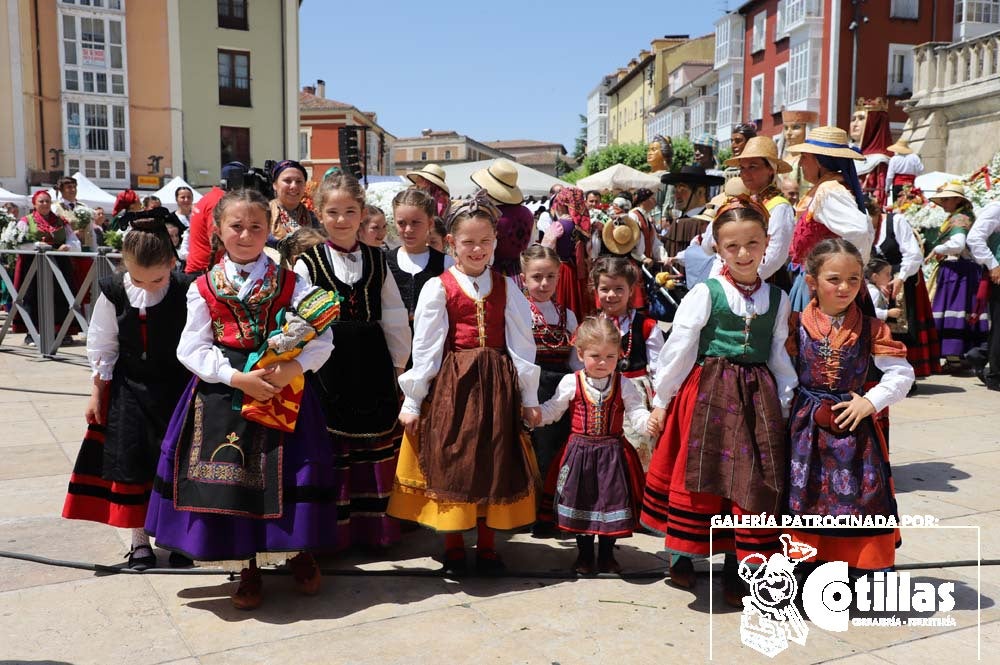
top-left (231, 360), bottom-right (302, 402)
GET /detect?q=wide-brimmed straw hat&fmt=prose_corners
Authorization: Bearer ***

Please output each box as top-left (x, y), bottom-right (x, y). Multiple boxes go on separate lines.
top-left (602, 215), bottom-right (641, 255)
top-left (928, 182), bottom-right (969, 203)
top-left (471, 158), bottom-right (524, 205)
top-left (724, 137), bottom-right (792, 173)
top-left (787, 126), bottom-right (864, 160)
top-left (405, 164), bottom-right (450, 194)
top-left (887, 138), bottom-right (914, 155)
top-left (660, 164), bottom-right (725, 187)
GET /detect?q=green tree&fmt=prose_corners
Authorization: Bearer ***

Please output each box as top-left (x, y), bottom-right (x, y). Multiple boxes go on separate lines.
top-left (582, 143), bottom-right (650, 175)
top-left (670, 137), bottom-right (694, 172)
top-left (573, 114), bottom-right (588, 163)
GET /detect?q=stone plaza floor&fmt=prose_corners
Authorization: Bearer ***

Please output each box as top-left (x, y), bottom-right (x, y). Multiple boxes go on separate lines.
top-left (0, 335), bottom-right (998, 664)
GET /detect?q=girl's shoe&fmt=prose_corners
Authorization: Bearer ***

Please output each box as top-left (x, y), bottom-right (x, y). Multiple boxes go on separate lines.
top-left (289, 552), bottom-right (321, 596)
top-left (573, 553), bottom-right (596, 576)
top-left (723, 553), bottom-right (747, 608)
top-left (168, 552), bottom-right (194, 568)
top-left (474, 548), bottom-right (506, 576)
top-left (668, 556), bottom-right (696, 589)
top-left (597, 554), bottom-right (622, 575)
top-left (126, 546), bottom-right (156, 571)
top-left (441, 548), bottom-right (467, 576)
top-left (231, 565), bottom-right (263, 610)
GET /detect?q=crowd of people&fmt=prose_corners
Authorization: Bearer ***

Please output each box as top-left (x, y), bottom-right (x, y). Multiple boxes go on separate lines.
top-left (8, 119), bottom-right (992, 613)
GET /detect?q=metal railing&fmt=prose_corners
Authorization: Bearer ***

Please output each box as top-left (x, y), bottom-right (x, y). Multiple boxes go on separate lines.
top-left (0, 245), bottom-right (122, 357)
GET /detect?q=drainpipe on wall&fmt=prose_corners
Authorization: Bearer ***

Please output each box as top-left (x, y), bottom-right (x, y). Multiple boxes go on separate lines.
top-left (280, 0), bottom-right (288, 158)
top-left (827, 0), bottom-right (841, 126)
top-left (33, 0), bottom-right (46, 178)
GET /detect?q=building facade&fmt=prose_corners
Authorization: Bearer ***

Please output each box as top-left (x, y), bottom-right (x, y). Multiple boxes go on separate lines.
top-left (0, 0), bottom-right (299, 194)
top-left (298, 81), bottom-right (395, 182)
top-left (392, 130), bottom-right (512, 175)
top-left (647, 61), bottom-right (715, 143)
top-left (585, 75), bottom-right (614, 155)
top-left (484, 140), bottom-right (568, 177)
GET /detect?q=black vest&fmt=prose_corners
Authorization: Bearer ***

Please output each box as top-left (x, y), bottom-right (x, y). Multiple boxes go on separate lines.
top-left (299, 243), bottom-right (386, 322)
top-left (386, 247), bottom-right (446, 317)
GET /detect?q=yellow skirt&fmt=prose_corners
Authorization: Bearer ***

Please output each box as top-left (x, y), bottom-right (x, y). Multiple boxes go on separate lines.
top-left (387, 430), bottom-right (540, 533)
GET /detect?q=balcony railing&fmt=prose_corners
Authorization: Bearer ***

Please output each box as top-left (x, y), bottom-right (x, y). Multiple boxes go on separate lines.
top-left (908, 29), bottom-right (1000, 99)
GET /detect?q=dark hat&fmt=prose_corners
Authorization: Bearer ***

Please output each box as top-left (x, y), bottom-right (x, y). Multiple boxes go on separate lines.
top-left (660, 164), bottom-right (725, 187)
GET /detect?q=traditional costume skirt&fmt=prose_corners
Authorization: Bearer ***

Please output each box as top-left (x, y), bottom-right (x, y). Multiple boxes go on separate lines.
top-left (144, 364), bottom-right (349, 564)
top-left (554, 260), bottom-right (589, 321)
top-left (896, 272), bottom-right (940, 377)
top-left (551, 434), bottom-right (644, 537)
top-left (931, 258), bottom-right (989, 358)
top-left (531, 364), bottom-right (573, 480)
top-left (621, 373), bottom-right (654, 470)
top-left (640, 358), bottom-right (785, 560)
top-left (63, 370), bottom-right (182, 528)
top-left (314, 320), bottom-right (403, 548)
top-left (387, 346), bottom-right (538, 532)
top-left (787, 386), bottom-right (899, 571)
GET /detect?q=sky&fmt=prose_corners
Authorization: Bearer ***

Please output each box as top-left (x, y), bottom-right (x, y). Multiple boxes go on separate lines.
top-left (299, 1), bottom-right (730, 152)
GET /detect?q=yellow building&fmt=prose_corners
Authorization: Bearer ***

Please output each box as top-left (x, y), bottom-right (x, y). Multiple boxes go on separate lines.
top-left (606, 34), bottom-right (715, 146)
top-left (0, 0), bottom-right (299, 194)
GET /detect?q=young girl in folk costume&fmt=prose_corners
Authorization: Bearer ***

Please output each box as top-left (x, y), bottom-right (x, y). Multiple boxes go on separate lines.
top-left (358, 205), bottom-right (388, 249)
top-left (786, 239), bottom-right (913, 571)
top-left (543, 186), bottom-right (593, 319)
top-left (926, 184), bottom-right (989, 370)
top-left (520, 245), bottom-right (581, 483)
top-left (144, 189), bottom-right (344, 610)
top-left (294, 174), bottom-right (411, 549)
top-left (385, 188), bottom-right (455, 333)
top-left (388, 193), bottom-right (541, 574)
top-left (592, 256), bottom-right (663, 468)
top-left (784, 127), bottom-right (874, 312)
top-left (537, 317), bottom-right (649, 574)
top-left (640, 197), bottom-right (797, 606)
top-left (62, 211), bottom-right (193, 570)
top-left (874, 195), bottom-right (940, 379)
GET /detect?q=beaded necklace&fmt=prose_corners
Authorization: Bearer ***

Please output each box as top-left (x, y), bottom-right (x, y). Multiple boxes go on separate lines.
top-left (527, 298), bottom-right (570, 350)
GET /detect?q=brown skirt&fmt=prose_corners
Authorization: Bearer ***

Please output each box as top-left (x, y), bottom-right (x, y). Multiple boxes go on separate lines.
top-left (417, 347), bottom-right (533, 504)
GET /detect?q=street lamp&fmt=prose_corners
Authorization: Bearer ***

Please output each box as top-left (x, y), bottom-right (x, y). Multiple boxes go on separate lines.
top-left (848, 0), bottom-right (870, 108)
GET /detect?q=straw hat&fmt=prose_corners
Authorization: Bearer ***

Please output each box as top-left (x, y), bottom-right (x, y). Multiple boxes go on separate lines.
top-left (724, 136), bottom-right (792, 173)
top-left (887, 138), bottom-right (913, 155)
top-left (928, 182), bottom-right (969, 203)
top-left (691, 206), bottom-right (717, 225)
top-left (786, 126), bottom-right (864, 160)
top-left (602, 215), bottom-right (641, 255)
top-left (724, 178), bottom-right (750, 197)
top-left (405, 164), bottom-right (450, 194)
top-left (471, 158), bottom-right (524, 205)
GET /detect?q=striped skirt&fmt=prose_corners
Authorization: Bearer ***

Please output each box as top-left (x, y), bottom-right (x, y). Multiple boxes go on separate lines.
top-left (931, 258), bottom-right (988, 357)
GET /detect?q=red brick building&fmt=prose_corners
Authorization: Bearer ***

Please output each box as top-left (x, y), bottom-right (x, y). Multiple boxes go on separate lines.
top-left (731, 0), bottom-right (954, 138)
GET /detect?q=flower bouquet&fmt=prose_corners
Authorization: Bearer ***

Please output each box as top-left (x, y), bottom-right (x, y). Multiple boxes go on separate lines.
top-left (101, 229), bottom-right (123, 250)
top-left (70, 205), bottom-right (95, 232)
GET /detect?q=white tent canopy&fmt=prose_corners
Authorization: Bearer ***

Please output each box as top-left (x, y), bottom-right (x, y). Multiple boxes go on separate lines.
top-left (0, 187), bottom-right (28, 207)
top-left (915, 171), bottom-right (962, 194)
top-left (153, 176), bottom-right (203, 211)
top-left (576, 164), bottom-right (662, 192)
top-left (439, 160), bottom-right (568, 199)
top-left (44, 171), bottom-right (116, 208)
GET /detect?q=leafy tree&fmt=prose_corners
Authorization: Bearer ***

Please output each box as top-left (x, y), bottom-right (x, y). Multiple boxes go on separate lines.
top-left (582, 143), bottom-right (650, 175)
top-left (562, 168), bottom-right (587, 184)
top-left (716, 147), bottom-right (733, 167)
top-left (670, 137), bottom-right (694, 172)
top-left (573, 114), bottom-right (588, 163)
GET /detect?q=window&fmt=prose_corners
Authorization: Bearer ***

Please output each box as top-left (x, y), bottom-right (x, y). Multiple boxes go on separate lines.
top-left (958, 0), bottom-right (1000, 23)
top-left (218, 0), bottom-right (248, 30)
top-left (786, 39), bottom-right (822, 104)
top-left (773, 64), bottom-right (788, 112)
top-left (749, 74), bottom-right (764, 121)
top-left (886, 44), bottom-right (915, 95)
top-left (775, 0), bottom-right (788, 40)
top-left (220, 126), bottom-right (250, 166)
top-left (752, 12), bottom-right (767, 53)
top-left (298, 130), bottom-right (309, 161)
top-left (890, 0), bottom-right (919, 19)
top-left (218, 49), bottom-right (250, 107)
top-left (444, 150), bottom-right (452, 160)
top-left (59, 13), bottom-right (126, 97)
top-left (784, 0), bottom-right (823, 30)
top-left (61, 0), bottom-right (124, 8)
top-left (714, 14), bottom-right (743, 67)
top-left (420, 151), bottom-right (427, 161)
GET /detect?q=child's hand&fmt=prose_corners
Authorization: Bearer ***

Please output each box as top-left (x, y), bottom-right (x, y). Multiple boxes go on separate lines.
top-left (887, 307), bottom-right (902, 319)
top-left (522, 406), bottom-right (542, 428)
top-left (265, 360), bottom-right (302, 390)
top-left (831, 392), bottom-right (876, 432)
top-left (233, 367), bottom-right (279, 402)
top-left (85, 389), bottom-right (103, 425)
top-left (398, 410), bottom-right (419, 438)
top-left (646, 407), bottom-right (666, 438)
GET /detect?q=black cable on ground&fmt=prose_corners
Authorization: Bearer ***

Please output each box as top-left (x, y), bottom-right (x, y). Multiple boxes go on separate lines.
top-left (2, 549), bottom-right (996, 580)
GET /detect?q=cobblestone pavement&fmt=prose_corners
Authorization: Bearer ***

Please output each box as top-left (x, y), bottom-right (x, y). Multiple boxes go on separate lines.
top-left (0, 335), bottom-right (998, 664)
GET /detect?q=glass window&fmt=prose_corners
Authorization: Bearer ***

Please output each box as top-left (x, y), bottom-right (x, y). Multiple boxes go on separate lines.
top-left (99, 160), bottom-right (111, 179)
top-left (65, 70), bottom-right (79, 91)
top-left (114, 162), bottom-right (126, 180)
top-left (220, 126), bottom-right (251, 165)
top-left (67, 159), bottom-right (80, 174)
top-left (218, 0), bottom-right (249, 30)
top-left (111, 74), bottom-right (124, 95)
top-left (218, 50), bottom-right (251, 106)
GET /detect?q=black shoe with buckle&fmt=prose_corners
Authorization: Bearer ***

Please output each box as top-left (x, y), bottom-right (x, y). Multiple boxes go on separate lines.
top-left (127, 546), bottom-right (156, 571)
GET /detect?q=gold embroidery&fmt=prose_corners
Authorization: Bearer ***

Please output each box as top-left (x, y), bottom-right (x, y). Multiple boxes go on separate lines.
top-left (210, 432), bottom-right (246, 464)
top-left (187, 395), bottom-right (267, 489)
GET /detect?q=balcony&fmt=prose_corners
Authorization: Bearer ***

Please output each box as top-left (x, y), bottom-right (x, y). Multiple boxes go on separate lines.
top-left (714, 13), bottom-right (745, 70)
top-left (784, 0), bottom-right (823, 34)
top-left (908, 30), bottom-right (1000, 99)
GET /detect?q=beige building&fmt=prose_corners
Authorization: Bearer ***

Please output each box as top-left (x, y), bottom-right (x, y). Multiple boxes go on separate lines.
top-left (0, 0), bottom-right (299, 194)
top-left (605, 34), bottom-right (716, 147)
top-left (393, 130), bottom-right (512, 175)
top-left (483, 140), bottom-right (568, 177)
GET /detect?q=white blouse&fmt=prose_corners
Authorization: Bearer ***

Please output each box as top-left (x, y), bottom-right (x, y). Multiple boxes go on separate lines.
top-left (178, 254), bottom-right (334, 385)
top-left (876, 212), bottom-right (924, 279)
top-left (538, 371), bottom-right (651, 439)
top-left (86, 272), bottom-right (171, 380)
top-left (293, 244), bottom-right (412, 369)
top-left (864, 356), bottom-right (914, 412)
top-left (702, 200), bottom-right (795, 281)
top-left (607, 310), bottom-right (665, 373)
top-left (967, 202), bottom-right (1000, 271)
top-left (804, 180), bottom-right (874, 263)
top-left (399, 267), bottom-right (541, 415)
top-left (650, 277), bottom-right (797, 415)
top-left (17, 218), bottom-right (81, 251)
top-left (394, 248), bottom-right (455, 275)
top-left (867, 283), bottom-right (890, 321)
top-left (531, 298), bottom-right (583, 371)
top-left (932, 229), bottom-right (970, 258)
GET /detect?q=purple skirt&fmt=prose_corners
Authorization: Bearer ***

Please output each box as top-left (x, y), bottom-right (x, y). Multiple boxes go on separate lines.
top-left (144, 377), bottom-right (349, 562)
top-left (931, 258), bottom-right (988, 357)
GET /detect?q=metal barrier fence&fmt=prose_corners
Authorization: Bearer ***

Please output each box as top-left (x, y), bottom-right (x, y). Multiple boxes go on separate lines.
top-left (0, 245), bottom-right (122, 357)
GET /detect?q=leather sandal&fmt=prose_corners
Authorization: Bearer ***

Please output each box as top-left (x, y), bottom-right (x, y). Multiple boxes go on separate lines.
top-left (669, 556), bottom-right (696, 589)
top-left (289, 552), bottom-right (321, 596)
top-left (231, 565), bottom-right (263, 610)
